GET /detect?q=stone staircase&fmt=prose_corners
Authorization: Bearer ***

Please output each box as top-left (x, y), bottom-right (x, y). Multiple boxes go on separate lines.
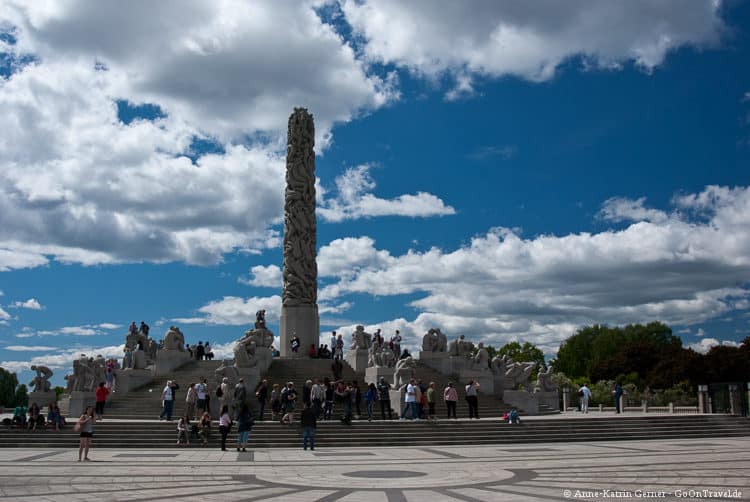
top-left (4, 357), bottom-right (747, 449)
top-left (1, 415), bottom-right (748, 449)
top-left (106, 360), bottom-right (224, 419)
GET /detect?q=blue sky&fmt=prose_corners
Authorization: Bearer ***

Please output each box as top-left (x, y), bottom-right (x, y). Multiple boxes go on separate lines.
top-left (1, 1), bottom-right (749, 386)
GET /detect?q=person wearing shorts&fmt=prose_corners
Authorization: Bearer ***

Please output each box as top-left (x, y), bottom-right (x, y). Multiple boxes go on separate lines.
top-left (77, 406), bottom-right (95, 461)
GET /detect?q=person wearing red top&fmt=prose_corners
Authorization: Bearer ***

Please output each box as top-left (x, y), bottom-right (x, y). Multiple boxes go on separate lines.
top-left (95, 382), bottom-right (109, 421)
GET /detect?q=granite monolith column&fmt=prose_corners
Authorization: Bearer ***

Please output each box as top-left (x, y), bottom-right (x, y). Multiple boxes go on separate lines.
top-left (279, 108), bottom-right (319, 357)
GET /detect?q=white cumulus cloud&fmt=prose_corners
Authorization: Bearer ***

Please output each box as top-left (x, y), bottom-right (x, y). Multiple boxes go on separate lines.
top-left (688, 337), bottom-right (740, 354)
top-left (318, 164), bottom-right (455, 222)
top-left (239, 265), bottom-right (282, 288)
top-left (10, 298), bottom-right (42, 310)
top-left (320, 185), bottom-right (750, 352)
top-left (340, 0), bottom-right (724, 96)
top-left (174, 295), bottom-right (281, 326)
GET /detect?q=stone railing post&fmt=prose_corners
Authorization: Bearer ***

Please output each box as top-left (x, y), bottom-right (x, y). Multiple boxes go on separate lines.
top-left (728, 384), bottom-right (739, 415)
top-left (598, 404), bottom-right (603, 412)
top-left (697, 385), bottom-right (708, 414)
top-left (562, 387), bottom-right (569, 412)
top-left (669, 402), bottom-right (674, 414)
top-left (641, 400), bottom-right (647, 413)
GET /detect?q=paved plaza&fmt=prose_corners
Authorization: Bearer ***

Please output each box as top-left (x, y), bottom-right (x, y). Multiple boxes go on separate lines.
top-left (0, 436), bottom-right (747, 501)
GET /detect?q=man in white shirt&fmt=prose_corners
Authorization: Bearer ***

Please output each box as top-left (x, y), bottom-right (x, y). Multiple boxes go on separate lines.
top-left (159, 380), bottom-right (174, 421)
top-left (400, 379), bottom-right (419, 420)
top-left (579, 384), bottom-right (592, 413)
top-left (196, 381), bottom-right (207, 415)
top-left (330, 332), bottom-right (337, 360)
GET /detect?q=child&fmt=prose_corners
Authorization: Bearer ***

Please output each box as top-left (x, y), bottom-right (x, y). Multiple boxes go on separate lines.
top-left (508, 408), bottom-right (520, 425)
top-left (177, 415), bottom-right (190, 445)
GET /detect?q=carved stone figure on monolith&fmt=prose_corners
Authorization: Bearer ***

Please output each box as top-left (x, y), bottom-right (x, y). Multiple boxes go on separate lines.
top-left (279, 108), bottom-right (319, 357)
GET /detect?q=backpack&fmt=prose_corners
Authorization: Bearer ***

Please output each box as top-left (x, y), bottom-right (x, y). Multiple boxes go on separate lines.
top-left (216, 386), bottom-right (223, 398)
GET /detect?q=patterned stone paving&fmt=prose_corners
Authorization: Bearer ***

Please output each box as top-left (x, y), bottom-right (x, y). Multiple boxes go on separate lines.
top-left (0, 437), bottom-right (747, 501)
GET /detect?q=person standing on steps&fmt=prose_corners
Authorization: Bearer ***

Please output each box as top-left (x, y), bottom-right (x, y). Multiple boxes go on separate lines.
top-left (160, 380), bottom-right (175, 421)
top-left (270, 383), bottom-right (281, 421)
top-left (426, 382), bottom-right (437, 421)
top-left (218, 405), bottom-right (231, 451)
top-left (377, 377), bottom-right (392, 420)
top-left (579, 384), bottom-right (592, 413)
top-left (234, 378), bottom-right (248, 413)
top-left (365, 382), bottom-right (377, 422)
top-left (76, 406), bottom-right (95, 461)
top-left (443, 382), bottom-right (458, 419)
top-left (310, 378), bottom-right (324, 418)
top-left (236, 404), bottom-right (253, 452)
top-left (613, 382), bottom-right (623, 414)
top-left (330, 331), bottom-right (337, 360)
top-left (255, 379), bottom-right (268, 421)
top-left (202, 378), bottom-right (211, 415)
top-left (400, 379), bottom-right (418, 421)
top-left (185, 383), bottom-right (197, 420)
top-left (465, 379), bottom-right (480, 419)
top-left (323, 377), bottom-right (334, 421)
top-left (94, 382), bottom-right (109, 422)
top-left (196, 379), bottom-right (206, 417)
top-left (300, 402), bottom-right (317, 450)
top-left (196, 341), bottom-right (205, 361)
top-left (199, 411), bottom-right (211, 446)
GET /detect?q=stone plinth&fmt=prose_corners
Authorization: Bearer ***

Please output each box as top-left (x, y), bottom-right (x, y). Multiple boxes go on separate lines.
top-left (418, 351), bottom-right (450, 374)
top-left (279, 304), bottom-right (319, 358)
top-left (154, 350), bottom-right (191, 376)
top-left (345, 349), bottom-right (369, 375)
top-left (236, 367), bottom-right (261, 402)
top-left (68, 391), bottom-right (96, 418)
top-left (503, 390), bottom-right (539, 415)
top-left (459, 369), bottom-right (495, 396)
top-left (27, 391), bottom-right (57, 408)
top-left (534, 390), bottom-right (559, 411)
top-left (365, 366), bottom-right (394, 385)
top-left (255, 347), bottom-right (273, 373)
top-left (493, 375), bottom-right (505, 400)
top-left (117, 368), bottom-right (153, 394)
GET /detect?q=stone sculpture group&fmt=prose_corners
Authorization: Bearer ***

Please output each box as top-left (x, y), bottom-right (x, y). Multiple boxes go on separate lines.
top-left (421, 328), bottom-right (447, 352)
top-left (64, 354), bottom-right (109, 393)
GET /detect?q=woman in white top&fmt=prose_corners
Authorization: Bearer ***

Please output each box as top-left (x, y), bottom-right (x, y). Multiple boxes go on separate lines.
top-left (219, 405), bottom-right (231, 451)
top-left (77, 406), bottom-right (95, 461)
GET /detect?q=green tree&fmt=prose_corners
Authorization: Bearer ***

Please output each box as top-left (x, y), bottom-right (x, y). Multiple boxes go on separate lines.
top-left (0, 368), bottom-right (19, 407)
top-left (497, 341), bottom-right (546, 368)
top-left (54, 386), bottom-right (66, 400)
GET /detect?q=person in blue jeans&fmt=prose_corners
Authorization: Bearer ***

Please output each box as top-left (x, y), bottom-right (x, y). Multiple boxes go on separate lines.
top-left (300, 403), bottom-right (316, 450)
top-left (236, 404), bottom-right (253, 452)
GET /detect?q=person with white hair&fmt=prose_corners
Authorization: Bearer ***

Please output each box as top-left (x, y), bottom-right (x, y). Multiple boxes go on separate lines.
top-left (160, 380), bottom-right (175, 421)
